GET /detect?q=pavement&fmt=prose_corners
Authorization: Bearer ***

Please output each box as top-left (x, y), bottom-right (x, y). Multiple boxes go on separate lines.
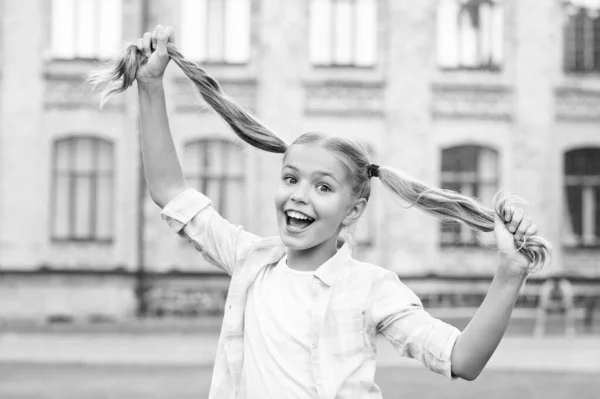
top-left (1, 318), bottom-right (599, 374)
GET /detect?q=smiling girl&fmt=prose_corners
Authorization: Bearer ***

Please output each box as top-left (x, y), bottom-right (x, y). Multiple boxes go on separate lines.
top-left (89, 26), bottom-right (552, 399)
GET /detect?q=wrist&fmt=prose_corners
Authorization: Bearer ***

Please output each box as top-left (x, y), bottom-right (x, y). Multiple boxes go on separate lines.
top-left (498, 257), bottom-right (530, 280)
top-left (137, 77), bottom-right (164, 90)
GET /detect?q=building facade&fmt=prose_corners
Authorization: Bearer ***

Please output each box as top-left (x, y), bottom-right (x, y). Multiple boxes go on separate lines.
top-left (0, 0), bottom-right (599, 320)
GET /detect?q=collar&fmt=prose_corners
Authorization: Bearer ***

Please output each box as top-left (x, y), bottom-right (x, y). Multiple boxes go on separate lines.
top-left (312, 242), bottom-right (352, 287)
top-left (254, 237), bottom-right (352, 287)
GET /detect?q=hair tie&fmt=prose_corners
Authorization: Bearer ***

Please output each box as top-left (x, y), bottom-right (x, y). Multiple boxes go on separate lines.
top-left (367, 164), bottom-right (380, 178)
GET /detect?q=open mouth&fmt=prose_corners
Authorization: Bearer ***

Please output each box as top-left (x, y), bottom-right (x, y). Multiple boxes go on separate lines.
top-left (285, 210), bottom-right (315, 231)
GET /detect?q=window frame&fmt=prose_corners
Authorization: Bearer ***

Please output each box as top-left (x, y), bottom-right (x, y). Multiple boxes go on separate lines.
top-left (563, 148), bottom-right (600, 248)
top-left (563, 4), bottom-right (600, 74)
top-left (439, 145), bottom-right (500, 247)
top-left (437, 0), bottom-right (504, 72)
top-left (182, 138), bottom-right (247, 225)
top-left (180, 0), bottom-right (252, 65)
top-left (309, 0), bottom-right (379, 68)
top-left (49, 0), bottom-right (123, 61)
top-left (50, 136), bottom-right (115, 243)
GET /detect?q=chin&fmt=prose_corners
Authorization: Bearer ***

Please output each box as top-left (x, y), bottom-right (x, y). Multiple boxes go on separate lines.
top-left (280, 232), bottom-right (311, 250)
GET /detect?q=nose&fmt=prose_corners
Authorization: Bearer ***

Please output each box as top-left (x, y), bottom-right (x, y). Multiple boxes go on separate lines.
top-left (291, 183), bottom-right (309, 204)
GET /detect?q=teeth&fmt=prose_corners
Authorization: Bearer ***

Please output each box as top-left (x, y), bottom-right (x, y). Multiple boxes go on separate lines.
top-left (287, 210), bottom-right (312, 220)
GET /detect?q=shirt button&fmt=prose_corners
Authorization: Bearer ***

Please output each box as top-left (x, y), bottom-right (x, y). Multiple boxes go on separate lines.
top-left (316, 379), bottom-right (322, 386)
top-left (312, 340), bottom-right (319, 349)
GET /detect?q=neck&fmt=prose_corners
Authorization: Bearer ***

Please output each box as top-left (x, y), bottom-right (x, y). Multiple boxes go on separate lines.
top-left (286, 236), bottom-right (339, 272)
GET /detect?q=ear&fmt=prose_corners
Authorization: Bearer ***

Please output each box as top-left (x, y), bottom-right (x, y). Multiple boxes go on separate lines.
top-left (342, 198), bottom-right (368, 227)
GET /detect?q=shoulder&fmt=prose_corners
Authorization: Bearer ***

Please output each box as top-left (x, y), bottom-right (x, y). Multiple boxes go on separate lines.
top-left (345, 257), bottom-right (403, 286)
top-left (235, 235), bottom-right (287, 268)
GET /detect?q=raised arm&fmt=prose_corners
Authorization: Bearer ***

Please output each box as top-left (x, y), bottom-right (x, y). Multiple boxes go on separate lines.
top-left (136, 26), bottom-right (187, 208)
top-left (450, 208), bottom-right (539, 380)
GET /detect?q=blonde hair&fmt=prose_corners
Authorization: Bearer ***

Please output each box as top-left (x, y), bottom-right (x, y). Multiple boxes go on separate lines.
top-left (88, 42), bottom-right (552, 274)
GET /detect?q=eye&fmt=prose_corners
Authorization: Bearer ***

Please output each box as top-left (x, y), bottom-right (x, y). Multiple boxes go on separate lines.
top-left (284, 176), bottom-right (296, 185)
top-left (317, 184), bottom-right (331, 193)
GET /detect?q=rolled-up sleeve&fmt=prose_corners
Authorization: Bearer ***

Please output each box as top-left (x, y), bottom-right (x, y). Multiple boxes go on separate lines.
top-left (372, 271), bottom-right (461, 379)
top-left (160, 188), bottom-right (261, 275)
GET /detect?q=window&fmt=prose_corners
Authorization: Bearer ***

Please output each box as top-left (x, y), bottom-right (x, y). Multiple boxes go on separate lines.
top-left (51, 137), bottom-right (114, 242)
top-left (309, 0), bottom-right (378, 67)
top-left (183, 139), bottom-right (246, 225)
top-left (437, 0), bottom-right (503, 70)
top-left (564, 148), bottom-right (600, 247)
top-left (440, 146), bottom-right (499, 246)
top-left (563, 1), bottom-right (600, 73)
top-left (51, 0), bottom-right (122, 59)
top-left (181, 0), bottom-right (251, 64)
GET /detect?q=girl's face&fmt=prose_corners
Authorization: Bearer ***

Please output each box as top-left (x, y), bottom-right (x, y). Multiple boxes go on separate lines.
top-left (275, 144), bottom-right (363, 251)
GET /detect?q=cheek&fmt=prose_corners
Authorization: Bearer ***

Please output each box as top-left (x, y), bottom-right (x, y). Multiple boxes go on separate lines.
top-left (274, 184), bottom-right (287, 209)
top-left (318, 196), bottom-right (348, 221)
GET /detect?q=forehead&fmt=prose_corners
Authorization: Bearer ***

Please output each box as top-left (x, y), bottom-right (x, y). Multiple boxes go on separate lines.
top-left (283, 145), bottom-right (349, 181)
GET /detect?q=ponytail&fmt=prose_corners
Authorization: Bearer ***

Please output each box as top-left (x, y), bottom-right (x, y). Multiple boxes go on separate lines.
top-left (87, 42), bottom-right (289, 153)
top-left (375, 166), bottom-right (552, 274)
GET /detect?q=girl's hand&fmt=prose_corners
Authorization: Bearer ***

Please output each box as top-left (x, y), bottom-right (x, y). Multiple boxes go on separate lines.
top-left (135, 25), bottom-right (175, 83)
top-left (493, 206), bottom-right (538, 271)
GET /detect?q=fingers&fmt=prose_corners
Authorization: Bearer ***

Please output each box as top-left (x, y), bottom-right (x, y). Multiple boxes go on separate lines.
top-left (502, 205), bottom-right (538, 239)
top-left (143, 25), bottom-right (173, 58)
top-left (506, 207), bottom-right (523, 234)
top-left (524, 223), bottom-right (538, 237)
top-left (515, 216), bottom-right (532, 240)
top-left (163, 26), bottom-right (175, 43)
top-left (142, 32), bottom-right (152, 57)
top-left (154, 25), bottom-right (168, 56)
top-left (151, 27), bottom-right (158, 52)
top-left (503, 206), bottom-right (514, 223)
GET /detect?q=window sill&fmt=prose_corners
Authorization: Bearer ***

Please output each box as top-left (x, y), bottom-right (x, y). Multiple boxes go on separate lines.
top-left (43, 58), bottom-right (109, 78)
top-left (563, 245), bottom-right (600, 251)
top-left (439, 66), bottom-right (502, 73)
top-left (440, 242), bottom-right (484, 249)
top-left (563, 70), bottom-right (600, 76)
top-left (311, 64), bottom-right (377, 70)
top-left (195, 60), bottom-right (250, 67)
top-left (51, 238), bottom-right (114, 245)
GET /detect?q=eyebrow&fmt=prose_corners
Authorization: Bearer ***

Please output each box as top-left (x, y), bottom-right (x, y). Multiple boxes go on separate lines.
top-left (282, 164), bottom-right (340, 184)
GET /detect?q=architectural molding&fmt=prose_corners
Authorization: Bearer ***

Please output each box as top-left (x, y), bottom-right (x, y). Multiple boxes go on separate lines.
top-left (555, 87), bottom-right (600, 122)
top-left (304, 81), bottom-right (385, 117)
top-left (431, 84), bottom-right (512, 121)
top-left (44, 73), bottom-right (125, 111)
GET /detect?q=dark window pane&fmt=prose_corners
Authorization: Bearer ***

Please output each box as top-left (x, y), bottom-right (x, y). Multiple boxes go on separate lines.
top-left (566, 185), bottom-right (583, 237)
top-left (184, 139), bottom-right (245, 225)
top-left (51, 137), bottom-right (114, 242)
top-left (440, 145), bottom-right (498, 246)
top-left (565, 148), bottom-right (600, 175)
top-left (594, 15), bottom-right (600, 69)
top-left (565, 14), bottom-right (577, 70)
top-left (574, 9), bottom-right (586, 70)
top-left (53, 175), bottom-right (70, 239)
top-left (595, 186), bottom-right (600, 241)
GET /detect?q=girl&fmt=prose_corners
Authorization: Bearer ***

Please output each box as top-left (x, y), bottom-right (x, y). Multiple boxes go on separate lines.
top-left (89, 25), bottom-right (551, 399)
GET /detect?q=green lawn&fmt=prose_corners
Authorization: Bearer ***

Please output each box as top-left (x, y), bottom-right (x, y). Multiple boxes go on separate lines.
top-left (1, 363), bottom-right (598, 399)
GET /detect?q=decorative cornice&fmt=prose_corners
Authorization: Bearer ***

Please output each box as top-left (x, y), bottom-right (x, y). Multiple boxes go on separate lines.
top-left (44, 73), bottom-right (125, 112)
top-left (555, 87), bottom-right (600, 122)
top-left (431, 84), bottom-right (512, 121)
top-left (304, 81), bottom-right (385, 117)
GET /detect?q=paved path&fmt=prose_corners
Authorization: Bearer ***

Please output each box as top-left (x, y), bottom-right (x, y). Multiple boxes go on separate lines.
top-left (1, 332), bottom-right (599, 373)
